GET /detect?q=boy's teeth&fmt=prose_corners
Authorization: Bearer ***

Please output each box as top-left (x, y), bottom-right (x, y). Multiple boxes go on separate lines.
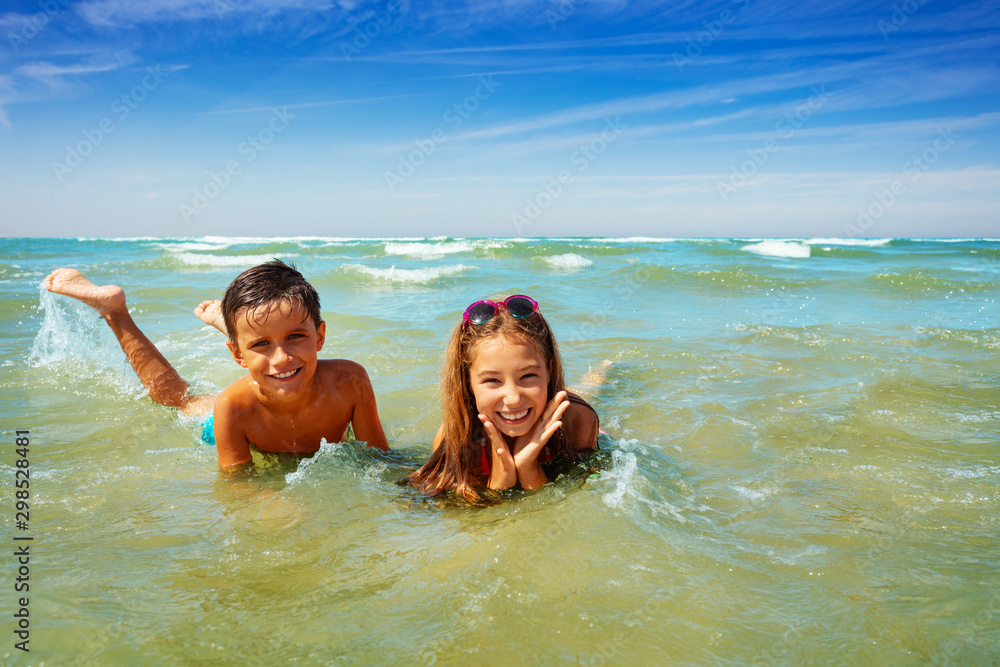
top-left (273, 369), bottom-right (298, 379)
top-left (500, 409), bottom-right (529, 420)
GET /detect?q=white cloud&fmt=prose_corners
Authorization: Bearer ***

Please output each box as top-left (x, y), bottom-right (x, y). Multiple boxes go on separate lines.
top-left (18, 60), bottom-right (124, 80)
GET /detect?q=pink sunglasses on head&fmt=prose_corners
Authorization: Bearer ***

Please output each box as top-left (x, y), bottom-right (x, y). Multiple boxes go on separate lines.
top-left (462, 295), bottom-right (539, 326)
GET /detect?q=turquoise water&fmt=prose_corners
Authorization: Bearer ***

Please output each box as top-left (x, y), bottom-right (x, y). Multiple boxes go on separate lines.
top-left (1, 236), bottom-right (998, 665)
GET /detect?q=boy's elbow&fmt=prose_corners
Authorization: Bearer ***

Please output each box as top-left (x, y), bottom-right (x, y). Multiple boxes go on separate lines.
top-left (359, 422), bottom-right (389, 450)
top-left (218, 455), bottom-right (252, 470)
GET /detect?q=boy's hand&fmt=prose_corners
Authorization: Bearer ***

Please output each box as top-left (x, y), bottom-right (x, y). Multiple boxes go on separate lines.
top-left (479, 414), bottom-right (516, 490)
top-left (511, 390), bottom-right (570, 489)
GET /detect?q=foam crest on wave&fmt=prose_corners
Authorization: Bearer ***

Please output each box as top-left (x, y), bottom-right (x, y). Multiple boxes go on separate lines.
top-left (384, 240), bottom-right (477, 258)
top-left (741, 240), bottom-right (811, 258)
top-left (341, 263), bottom-right (470, 284)
top-left (154, 241), bottom-right (233, 252)
top-left (175, 253), bottom-right (294, 267)
top-left (597, 237), bottom-right (680, 243)
top-left (197, 235), bottom-right (341, 245)
top-left (805, 238), bottom-right (892, 247)
top-left (542, 253), bottom-right (593, 269)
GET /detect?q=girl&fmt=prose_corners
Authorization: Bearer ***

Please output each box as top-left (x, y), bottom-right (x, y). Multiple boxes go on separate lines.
top-left (409, 295), bottom-right (601, 502)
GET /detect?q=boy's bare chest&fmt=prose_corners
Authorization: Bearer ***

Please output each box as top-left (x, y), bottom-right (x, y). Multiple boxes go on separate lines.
top-left (246, 400), bottom-right (352, 453)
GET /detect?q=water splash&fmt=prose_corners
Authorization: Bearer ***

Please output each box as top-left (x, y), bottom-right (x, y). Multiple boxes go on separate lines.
top-left (284, 439), bottom-right (345, 486)
top-left (29, 287), bottom-right (143, 394)
top-left (601, 448), bottom-right (639, 508)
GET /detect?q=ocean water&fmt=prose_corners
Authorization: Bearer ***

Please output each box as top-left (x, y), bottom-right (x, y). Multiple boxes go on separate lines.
top-left (1, 236), bottom-right (998, 666)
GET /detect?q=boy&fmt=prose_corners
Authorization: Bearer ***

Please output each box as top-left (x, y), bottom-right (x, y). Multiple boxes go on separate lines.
top-left (42, 260), bottom-right (388, 469)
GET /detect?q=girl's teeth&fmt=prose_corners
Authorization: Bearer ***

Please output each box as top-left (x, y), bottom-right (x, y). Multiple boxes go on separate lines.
top-left (501, 409), bottom-right (529, 420)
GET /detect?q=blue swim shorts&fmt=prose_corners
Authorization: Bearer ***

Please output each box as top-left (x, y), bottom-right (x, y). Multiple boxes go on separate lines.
top-left (200, 413), bottom-right (215, 446)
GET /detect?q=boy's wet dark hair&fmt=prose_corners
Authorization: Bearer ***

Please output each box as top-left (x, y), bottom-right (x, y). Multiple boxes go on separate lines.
top-left (221, 259), bottom-right (322, 342)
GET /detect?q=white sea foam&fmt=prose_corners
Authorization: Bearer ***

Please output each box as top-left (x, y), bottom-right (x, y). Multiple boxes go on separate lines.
top-left (805, 238), bottom-right (892, 247)
top-left (384, 240), bottom-right (476, 259)
top-left (175, 253), bottom-right (293, 267)
top-left (76, 236), bottom-right (162, 242)
top-left (731, 484), bottom-right (780, 500)
top-left (342, 263), bottom-right (470, 284)
top-left (386, 239), bottom-right (510, 259)
top-left (154, 242), bottom-right (232, 252)
top-left (597, 237), bottom-right (679, 243)
top-left (193, 236), bottom-right (432, 245)
top-left (741, 240), bottom-right (811, 258)
top-left (911, 238), bottom-right (998, 243)
top-left (197, 235), bottom-right (337, 245)
top-left (943, 466), bottom-right (1000, 480)
top-left (542, 253), bottom-right (593, 269)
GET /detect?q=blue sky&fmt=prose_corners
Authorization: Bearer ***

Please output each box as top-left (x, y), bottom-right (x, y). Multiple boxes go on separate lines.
top-left (1, 0), bottom-right (998, 238)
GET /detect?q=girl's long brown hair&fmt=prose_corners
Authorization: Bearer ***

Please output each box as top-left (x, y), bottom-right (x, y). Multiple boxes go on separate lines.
top-left (409, 305), bottom-right (565, 502)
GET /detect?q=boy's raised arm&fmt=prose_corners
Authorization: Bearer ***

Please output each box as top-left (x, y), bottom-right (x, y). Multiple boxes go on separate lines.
top-left (213, 390), bottom-right (253, 469)
top-left (349, 364), bottom-right (389, 451)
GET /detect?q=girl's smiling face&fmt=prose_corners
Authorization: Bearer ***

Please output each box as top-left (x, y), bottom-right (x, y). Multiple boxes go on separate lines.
top-left (469, 335), bottom-right (550, 439)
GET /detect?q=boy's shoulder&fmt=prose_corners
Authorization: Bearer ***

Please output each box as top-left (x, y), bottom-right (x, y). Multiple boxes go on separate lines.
top-left (215, 375), bottom-right (256, 412)
top-left (316, 358), bottom-right (372, 384)
top-left (314, 358), bottom-right (378, 402)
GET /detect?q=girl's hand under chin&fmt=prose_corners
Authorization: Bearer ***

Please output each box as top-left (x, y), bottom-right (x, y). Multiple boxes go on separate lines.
top-left (479, 390), bottom-right (570, 491)
top-left (511, 390), bottom-right (570, 489)
top-left (479, 414), bottom-right (516, 490)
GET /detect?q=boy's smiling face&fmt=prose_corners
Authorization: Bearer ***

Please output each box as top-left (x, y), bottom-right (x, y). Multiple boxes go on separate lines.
top-left (226, 298), bottom-right (325, 398)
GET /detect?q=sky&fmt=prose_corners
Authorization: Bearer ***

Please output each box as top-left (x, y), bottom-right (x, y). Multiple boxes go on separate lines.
top-left (0, 0), bottom-right (998, 239)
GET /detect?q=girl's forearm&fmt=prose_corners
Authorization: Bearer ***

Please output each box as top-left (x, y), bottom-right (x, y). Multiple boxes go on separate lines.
top-left (487, 449), bottom-right (517, 490)
top-left (515, 460), bottom-right (547, 490)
